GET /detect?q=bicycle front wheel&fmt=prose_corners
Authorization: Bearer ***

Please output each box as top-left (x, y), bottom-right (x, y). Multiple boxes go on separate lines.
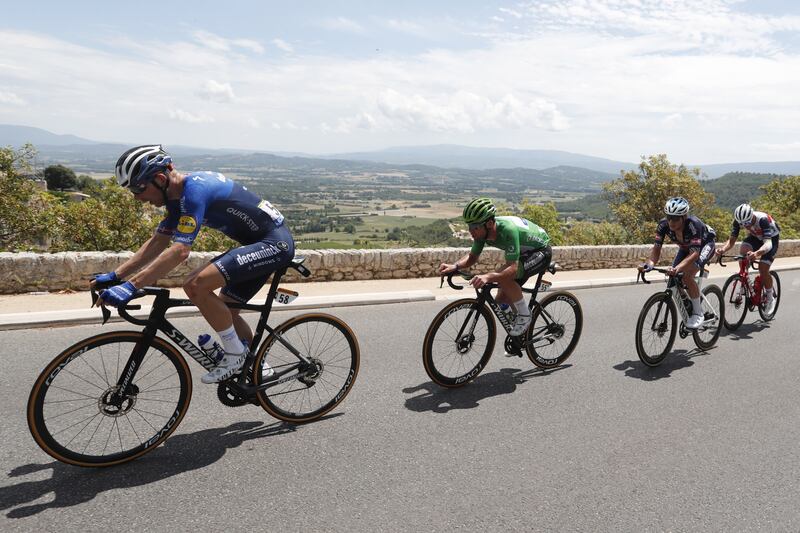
top-left (27, 332), bottom-right (192, 467)
top-left (693, 284), bottom-right (724, 351)
top-left (252, 313), bottom-right (360, 423)
top-left (635, 293), bottom-right (677, 367)
top-left (721, 274), bottom-right (747, 331)
top-left (525, 291), bottom-right (583, 369)
top-left (758, 271), bottom-right (781, 321)
top-left (422, 298), bottom-right (496, 387)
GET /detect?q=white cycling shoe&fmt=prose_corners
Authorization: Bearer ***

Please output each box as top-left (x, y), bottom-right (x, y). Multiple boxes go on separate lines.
top-left (201, 351), bottom-right (246, 384)
top-left (764, 293), bottom-right (776, 315)
top-left (685, 313), bottom-right (704, 330)
top-left (509, 313), bottom-right (532, 336)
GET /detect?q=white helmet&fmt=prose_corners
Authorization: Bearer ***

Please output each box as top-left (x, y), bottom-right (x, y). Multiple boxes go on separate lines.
top-left (115, 145), bottom-right (172, 192)
top-left (734, 203), bottom-right (754, 225)
top-left (664, 197), bottom-right (690, 216)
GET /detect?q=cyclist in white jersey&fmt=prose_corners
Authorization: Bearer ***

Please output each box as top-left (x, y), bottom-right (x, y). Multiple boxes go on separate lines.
top-left (715, 203), bottom-right (780, 314)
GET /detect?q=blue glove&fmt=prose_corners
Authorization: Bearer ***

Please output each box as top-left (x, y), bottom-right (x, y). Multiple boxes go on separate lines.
top-left (95, 271), bottom-right (118, 284)
top-left (99, 281), bottom-right (137, 308)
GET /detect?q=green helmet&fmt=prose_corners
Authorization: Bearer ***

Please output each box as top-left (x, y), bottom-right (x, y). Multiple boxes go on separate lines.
top-left (463, 197), bottom-right (496, 224)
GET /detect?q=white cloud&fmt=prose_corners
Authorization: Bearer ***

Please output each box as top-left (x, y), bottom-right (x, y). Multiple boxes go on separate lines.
top-left (191, 30), bottom-right (264, 54)
top-left (247, 117), bottom-right (261, 128)
top-left (272, 38), bottom-right (293, 53)
top-left (753, 141), bottom-right (800, 152)
top-left (197, 80), bottom-right (236, 103)
top-left (662, 113), bottom-right (683, 126)
top-left (333, 90), bottom-right (568, 134)
top-left (0, 91), bottom-right (24, 105)
top-left (319, 17), bottom-right (366, 34)
top-left (169, 109), bottom-right (214, 124)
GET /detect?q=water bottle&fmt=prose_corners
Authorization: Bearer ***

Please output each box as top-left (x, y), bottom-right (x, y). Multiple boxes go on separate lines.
top-left (753, 276), bottom-right (762, 304)
top-left (499, 303), bottom-right (515, 323)
top-left (198, 334), bottom-right (224, 364)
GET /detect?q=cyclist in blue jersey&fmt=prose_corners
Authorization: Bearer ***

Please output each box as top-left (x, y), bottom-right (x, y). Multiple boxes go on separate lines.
top-left (715, 203), bottom-right (780, 315)
top-left (93, 145), bottom-right (295, 384)
top-left (638, 197), bottom-right (716, 329)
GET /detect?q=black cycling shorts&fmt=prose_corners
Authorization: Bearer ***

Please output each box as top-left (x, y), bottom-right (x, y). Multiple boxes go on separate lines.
top-left (742, 235), bottom-right (779, 264)
top-left (212, 224), bottom-right (295, 303)
top-left (516, 245), bottom-right (552, 286)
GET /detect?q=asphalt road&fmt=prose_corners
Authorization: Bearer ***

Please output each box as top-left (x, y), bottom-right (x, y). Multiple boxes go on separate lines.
top-left (2, 271), bottom-right (800, 531)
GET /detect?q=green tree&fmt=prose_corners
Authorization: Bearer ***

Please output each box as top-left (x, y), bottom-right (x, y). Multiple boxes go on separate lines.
top-left (563, 221), bottom-right (632, 245)
top-left (44, 164), bottom-right (77, 190)
top-left (76, 174), bottom-right (102, 195)
top-left (753, 175), bottom-right (800, 238)
top-left (517, 201), bottom-right (564, 245)
top-left (0, 144), bottom-right (61, 251)
top-left (603, 154), bottom-right (715, 243)
top-left (53, 178), bottom-right (160, 251)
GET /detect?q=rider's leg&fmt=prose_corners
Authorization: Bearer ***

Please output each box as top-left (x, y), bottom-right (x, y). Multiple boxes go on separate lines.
top-left (184, 264), bottom-right (246, 354)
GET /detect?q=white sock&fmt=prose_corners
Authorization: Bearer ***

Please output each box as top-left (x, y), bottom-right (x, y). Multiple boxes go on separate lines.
top-left (513, 298), bottom-right (529, 316)
top-left (691, 298), bottom-right (702, 316)
top-left (217, 325), bottom-right (245, 355)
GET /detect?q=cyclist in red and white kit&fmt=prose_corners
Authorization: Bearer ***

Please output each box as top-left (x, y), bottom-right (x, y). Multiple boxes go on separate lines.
top-left (715, 203), bottom-right (780, 315)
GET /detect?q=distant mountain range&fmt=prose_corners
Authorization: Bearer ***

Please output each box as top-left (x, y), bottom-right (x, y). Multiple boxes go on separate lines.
top-left (3, 124), bottom-right (800, 179)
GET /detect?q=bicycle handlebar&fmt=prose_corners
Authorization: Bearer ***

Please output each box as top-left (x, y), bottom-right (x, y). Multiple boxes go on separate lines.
top-left (440, 270), bottom-right (474, 290)
top-left (716, 254), bottom-right (759, 269)
top-left (636, 267), bottom-right (685, 285)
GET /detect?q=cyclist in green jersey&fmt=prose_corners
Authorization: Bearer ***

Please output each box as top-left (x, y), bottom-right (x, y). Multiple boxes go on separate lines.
top-left (438, 197), bottom-right (553, 336)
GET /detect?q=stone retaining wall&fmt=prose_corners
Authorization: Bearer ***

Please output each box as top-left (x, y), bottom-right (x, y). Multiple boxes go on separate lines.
top-left (2, 240), bottom-right (799, 294)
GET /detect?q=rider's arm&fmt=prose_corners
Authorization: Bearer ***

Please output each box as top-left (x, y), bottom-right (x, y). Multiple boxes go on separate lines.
top-left (127, 242), bottom-right (192, 288)
top-left (456, 252), bottom-right (479, 271)
top-left (112, 232), bottom-right (172, 281)
top-left (754, 219), bottom-right (774, 257)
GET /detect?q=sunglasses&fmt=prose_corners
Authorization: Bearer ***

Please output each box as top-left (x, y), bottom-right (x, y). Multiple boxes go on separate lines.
top-left (666, 215), bottom-right (683, 222)
top-left (129, 182), bottom-right (149, 195)
top-left (468, 222), bottom-right (486, 230)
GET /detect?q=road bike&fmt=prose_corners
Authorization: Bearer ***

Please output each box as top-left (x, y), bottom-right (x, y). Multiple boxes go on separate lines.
top-left (27, 257), bottom-right (360, 467)
top-left (422, 263), bottom-right (583, 388)
top-left (635, 266), bottom-right (724, 367)
top-left (718, 254), bottom-right (781, 330)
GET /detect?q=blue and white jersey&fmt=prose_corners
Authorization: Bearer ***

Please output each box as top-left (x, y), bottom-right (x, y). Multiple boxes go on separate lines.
top-left (157, 172), bottom-right (284, 246)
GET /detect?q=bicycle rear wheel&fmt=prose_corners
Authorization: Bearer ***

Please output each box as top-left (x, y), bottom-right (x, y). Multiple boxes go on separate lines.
top-left (693, 284), bottom-right (723, 351)
top-left (525, 291), bottom-right (583, 369)
top-left (27, 332), bottom-right (192, 467)
top-left (758, 271), bottom-right (781, 321)
top-left (635, 293), bottom-right (677, 367)
top-left (721, 274), bottom-right (747, 331)
top-left (422, 298), bottom-right (496, 387)
top-left (252, 313), bottom-right (359, 423)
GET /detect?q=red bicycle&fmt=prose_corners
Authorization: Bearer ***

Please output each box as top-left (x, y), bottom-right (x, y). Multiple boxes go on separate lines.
top-left (718, 254), bottom-right (781, 330)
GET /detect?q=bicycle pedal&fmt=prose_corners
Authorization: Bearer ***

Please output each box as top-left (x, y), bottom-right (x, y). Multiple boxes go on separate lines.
top-left (504, 350), bottom-right (523, 358)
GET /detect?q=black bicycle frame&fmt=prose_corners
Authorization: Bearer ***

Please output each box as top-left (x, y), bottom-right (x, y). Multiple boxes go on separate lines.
top-left (452, 267), bottom-right (553, 343)
top-left (93, 263), bottom-right (312, 399)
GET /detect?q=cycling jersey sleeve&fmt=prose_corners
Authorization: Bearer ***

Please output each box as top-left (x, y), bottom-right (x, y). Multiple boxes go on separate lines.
top-left (730, 220), bottom-right (741, 239)
top-left (172, 193), bottom-right (206, 245)
top-left (156, 200), bottom-right (181, 237)
top-left (654, 220), bottom-right (668, 247)
top-left (502, 224), bottom-right (521, 262)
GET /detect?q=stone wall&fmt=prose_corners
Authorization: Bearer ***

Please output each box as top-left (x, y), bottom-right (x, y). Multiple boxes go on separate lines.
top-left (2, 240), bottom-right (799, 294)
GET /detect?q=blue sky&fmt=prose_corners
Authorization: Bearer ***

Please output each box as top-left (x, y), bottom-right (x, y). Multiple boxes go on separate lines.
top-left (2, 1), bottom-right (800, 163)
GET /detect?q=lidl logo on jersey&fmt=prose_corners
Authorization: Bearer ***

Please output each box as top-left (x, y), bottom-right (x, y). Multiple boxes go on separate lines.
top-left (177, 216), bottom-right (197, 234)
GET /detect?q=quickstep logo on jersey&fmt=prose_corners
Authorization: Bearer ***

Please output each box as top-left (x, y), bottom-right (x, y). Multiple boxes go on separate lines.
top-left (235, 244), bottom-right (280, 266)
top-left (226, 207), bottom-right (259, 232)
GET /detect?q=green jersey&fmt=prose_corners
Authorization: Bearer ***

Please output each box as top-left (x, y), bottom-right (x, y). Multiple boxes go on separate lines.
top-left (470, 216), bottom-right (551, 262)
